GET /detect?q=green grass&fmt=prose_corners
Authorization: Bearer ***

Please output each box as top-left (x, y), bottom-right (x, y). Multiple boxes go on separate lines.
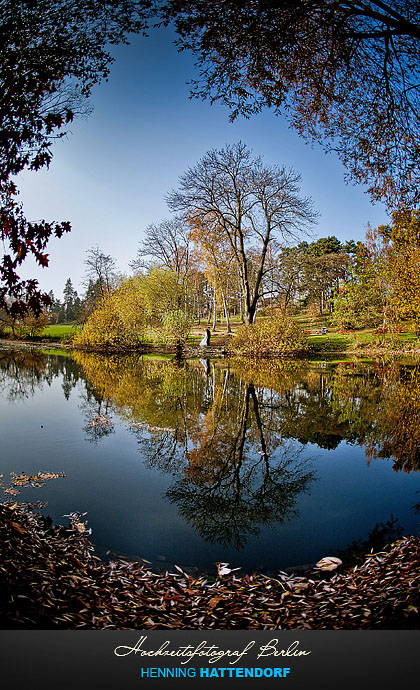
top-left (306, 333), bottom-right (354, 347)
top-left (5, 314), bottom-right (420, 354)
top-left (2, 323), bottom-right (80, 342)
top-left (40, 348), bottom-right (73, 357)
top-left (304, 324), bottom-right (420, 352)
top-left (39, 324), bottom-right (80, 342)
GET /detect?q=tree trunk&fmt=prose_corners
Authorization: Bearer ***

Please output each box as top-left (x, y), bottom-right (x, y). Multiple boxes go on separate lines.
top-left (212, 286), bottom-right (217, 331)
top-left (222, 293), bottom-right (232, 333)
top-left (243, 302), bottom-right (256, 326)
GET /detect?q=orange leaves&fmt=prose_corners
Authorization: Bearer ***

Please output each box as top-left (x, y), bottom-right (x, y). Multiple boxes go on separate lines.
top-left (1, 470), bottom-right (66, 497)
top-left (10, 521), bottom-right (27, 535)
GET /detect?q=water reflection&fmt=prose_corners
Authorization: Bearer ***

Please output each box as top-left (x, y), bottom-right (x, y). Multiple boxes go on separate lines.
top-left (1, 347), bottom-right (420, 559)
top-left (3, 351), bottom-right (420, 477)
top-left (168, 382), bottom-right (313, 548)
top-left (0, 348), bottom-right (80, 402)
top-left (70, 353), bottom-right (315, 547)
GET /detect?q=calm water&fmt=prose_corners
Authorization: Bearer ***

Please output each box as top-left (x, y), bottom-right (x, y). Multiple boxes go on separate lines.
top-left (1, 346), bottom-right (419, 574)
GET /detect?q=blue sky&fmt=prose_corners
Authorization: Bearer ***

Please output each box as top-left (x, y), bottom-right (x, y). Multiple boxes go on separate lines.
top-left (17, 27), bottom-right (389, 300)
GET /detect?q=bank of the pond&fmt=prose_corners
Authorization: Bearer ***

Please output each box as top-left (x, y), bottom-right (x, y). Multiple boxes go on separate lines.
top-left (1, 502), bottom-right (419, 630)
top-left (308, 345), bottom-right (420, 357)
top-left (0, 338), bottom-right (224, 356)
top-left (3, 336), bottom-right (420, 359)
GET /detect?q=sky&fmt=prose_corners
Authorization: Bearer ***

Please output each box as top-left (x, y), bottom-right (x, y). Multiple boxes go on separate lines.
top-left (16, 26), bottom-right (390, 300)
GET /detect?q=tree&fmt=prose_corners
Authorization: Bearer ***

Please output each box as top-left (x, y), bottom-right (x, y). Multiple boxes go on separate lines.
top-left (80, 279), bottom-right (102, 323)
top-left (188, 215), bottom-right (236, 332)
top-left (76, 267), bottom-right (193, 348)
top-left (230, 315), bottom-right (306, 357)
top-left (13, 312), bottom-right (50, 339)
top-left (333, 225), bottom-right (395, 330)
top-left (137, 265), bottom-right (193, 345)
top-left (62, 278), bottom-right (80, 322)
top-left (164, 0), bottom-right (420, 208)
top-left (168, 141), bottom-right (317, 325)
top-left (131, 217), bottom-right (192, 280)
top-left (46, 290), bottom-right (64, 324)
top-left (83, 246), bottom-right (118, 301)
top-left (131, 216), bottom-right (198, 326)
top-left (389, 209), bottom-right (420, 333)
top-left (75, 276), bottom-right (145, 350)
top-left (300, 245), bottom-right (351, 315)
top-left (1, 0), bottom-right (151, 315)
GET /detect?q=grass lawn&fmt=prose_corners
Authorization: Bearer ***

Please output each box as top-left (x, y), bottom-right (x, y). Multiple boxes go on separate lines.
top-left (3, 315), bottom-right (419, 353)
top-left (302, 321), bottom-right (420, 351)
top-left (2, 323), bottom-right (80, 342)
top-left (39, 324), bottom-right (80, 341)
top-left (188, 314), bottom-right (420, 352)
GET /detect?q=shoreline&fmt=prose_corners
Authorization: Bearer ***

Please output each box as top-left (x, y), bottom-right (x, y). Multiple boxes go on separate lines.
top-left (2, 337), bottom-right (420, 359)
top-left (1, 501), bottom-right (419, 630)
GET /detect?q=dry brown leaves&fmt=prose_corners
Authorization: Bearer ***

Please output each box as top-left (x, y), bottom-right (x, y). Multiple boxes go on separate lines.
top-left (1, 471), bottom-right (66, 496)
top-left (0, 501), bottom-right (419, 630)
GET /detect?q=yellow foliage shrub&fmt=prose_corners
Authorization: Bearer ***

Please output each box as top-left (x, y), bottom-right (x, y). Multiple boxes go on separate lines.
top-left (74, 298), bottom-right (142, 349)
top-left (229, 316), bottom-right (306, 357)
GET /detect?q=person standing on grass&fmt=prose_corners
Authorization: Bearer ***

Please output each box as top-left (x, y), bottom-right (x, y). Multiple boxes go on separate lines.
top-left (200, 328), bottom-right (211, 346)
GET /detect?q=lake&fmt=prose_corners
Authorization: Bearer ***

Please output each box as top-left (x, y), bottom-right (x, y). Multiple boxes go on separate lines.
top-left (1, 346), bottom-right (419, 575)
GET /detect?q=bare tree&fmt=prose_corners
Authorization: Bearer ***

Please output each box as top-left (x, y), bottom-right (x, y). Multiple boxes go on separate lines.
top-left (130, 217), bottom-right (191, 281)
top-left (168, 141), bottom-right (318, 325)
top-left (83, 246), bottom-right (118, 300)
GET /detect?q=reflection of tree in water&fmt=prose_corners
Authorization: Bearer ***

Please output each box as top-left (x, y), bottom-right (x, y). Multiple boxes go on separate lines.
top-left (0, 349), bottom-right (108, 442)
top-left (337, 515), bottom-right (404, 566)
top-left (168, 441), bottom-right (313, 549)
top-left (230, 359), bottom-right (355, 450)
top-left (330, 361), bottom-right (420, 473)
top-left (79, 382), bottom-right (115, 443)
top-left (365, 365), bottom-right (420, 473)
top-left (235, 359), bottom-right (420, 473)
top-left (60, 357), bottom-right (81, 400)
top-left (73, 352), bottom-right (210, 469)
top-left (5, 349), bottom-right (420, 475)
top-left (0, 349), bottom-right (81, 403)
top-left (73, 353), bottom-right (315, 548)
top-left (260, 371), bottom-right (351, 450)
top-left (161, 375), bottom-right (314, 549)
top-left (72, 352), bottom-right (420, 547)
top-left (3, 348), bottom-right (420, 551)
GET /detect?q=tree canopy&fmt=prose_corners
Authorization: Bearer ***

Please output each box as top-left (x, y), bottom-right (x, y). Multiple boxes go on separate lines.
top-left (4, 1), bottom-right (420, 314)
top-left (164, 0), bottom-right (420, 208)
top-left (168, 141), bottom-right (317, 325)
top-left (389, 209), bottom-right (420, 332)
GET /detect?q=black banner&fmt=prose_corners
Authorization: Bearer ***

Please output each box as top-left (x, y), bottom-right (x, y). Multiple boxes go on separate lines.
top-left (1, 630), bottom-right (418, 689)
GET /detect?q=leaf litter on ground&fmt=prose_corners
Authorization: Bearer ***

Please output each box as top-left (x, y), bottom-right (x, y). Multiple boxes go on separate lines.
top-left (0, 501), bottom-right (419, 629)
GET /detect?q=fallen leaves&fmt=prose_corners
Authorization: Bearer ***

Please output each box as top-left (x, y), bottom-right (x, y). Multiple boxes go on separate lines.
top-left (1, 471), bottom-right (66, 497)
top-left (217, 563), bottom-right (241, 577)
top-left (0, 501), bottom-right (419, 630)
